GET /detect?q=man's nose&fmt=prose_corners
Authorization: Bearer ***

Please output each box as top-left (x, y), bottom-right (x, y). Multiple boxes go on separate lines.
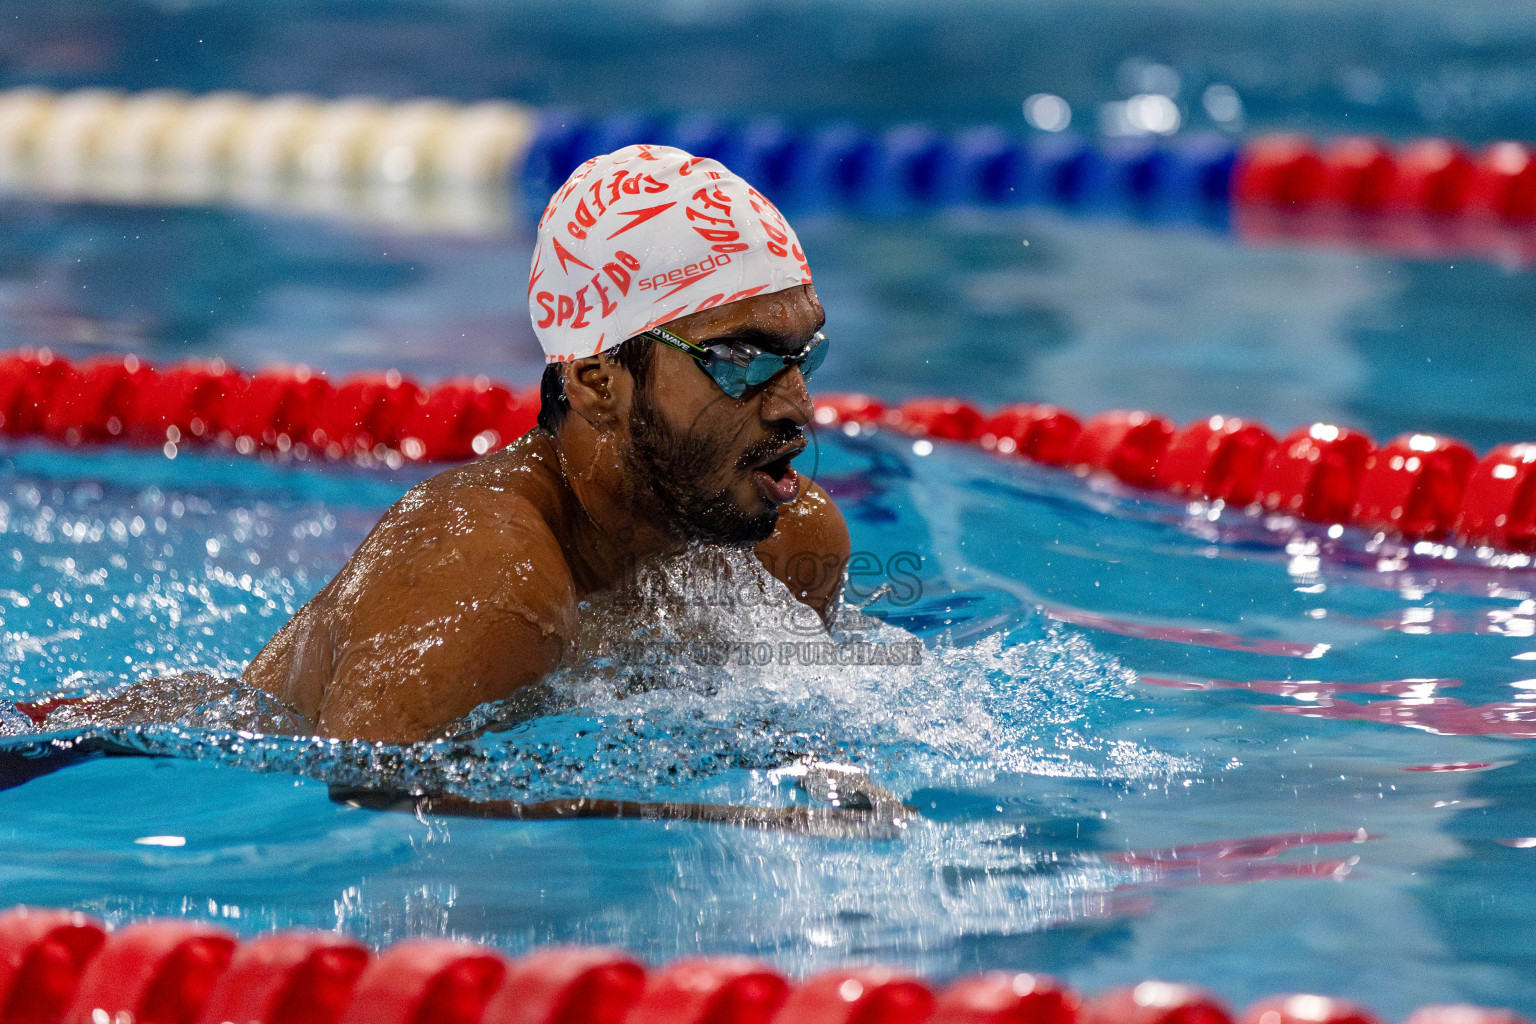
top-left (759, 365), bottom-right (813, 427)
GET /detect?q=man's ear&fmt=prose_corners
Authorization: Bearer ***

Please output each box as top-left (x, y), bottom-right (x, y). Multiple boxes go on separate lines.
top-left (563, 353), bottom-right (632, 427)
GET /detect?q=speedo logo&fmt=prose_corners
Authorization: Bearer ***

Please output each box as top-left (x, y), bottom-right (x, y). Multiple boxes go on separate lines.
top-left (637, 252), bottom-right (733, 294)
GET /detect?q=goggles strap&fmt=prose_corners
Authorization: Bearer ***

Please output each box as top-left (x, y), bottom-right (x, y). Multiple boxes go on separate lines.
top-left (643, 326), bottom-right (707, 357)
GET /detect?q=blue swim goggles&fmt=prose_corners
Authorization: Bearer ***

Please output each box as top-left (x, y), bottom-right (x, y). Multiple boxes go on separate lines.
top-left (643, 326), bottom-right (828, 399)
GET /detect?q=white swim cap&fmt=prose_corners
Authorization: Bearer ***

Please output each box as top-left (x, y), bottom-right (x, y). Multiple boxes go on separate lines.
top-left (529, 144), bottom-right (812, 363)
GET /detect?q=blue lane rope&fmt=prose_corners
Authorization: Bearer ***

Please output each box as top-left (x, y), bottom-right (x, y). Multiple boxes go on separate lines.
top-left (519, 110), bottom-right (1238, 226)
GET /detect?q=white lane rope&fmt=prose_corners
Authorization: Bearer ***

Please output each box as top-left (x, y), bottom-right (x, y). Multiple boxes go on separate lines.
top-left (0, 87), bottom-right (538, 234)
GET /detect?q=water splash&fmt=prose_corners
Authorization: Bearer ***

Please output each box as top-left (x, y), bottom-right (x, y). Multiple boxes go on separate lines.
top-left (4, 546), bottom-right (1195, 805)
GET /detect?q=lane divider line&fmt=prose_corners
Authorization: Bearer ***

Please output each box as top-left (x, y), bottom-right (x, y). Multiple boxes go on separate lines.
top-left (0, 905), bottom-right (1521, 1024)
top-left (1233, 133), bottom-right (1536, 267)
top-left (820, 394), bottom-right (1535, 554)
top-left (6, 86), bottom-right (1536, 269)
top-left (0, 349), bottom-right (540, 469)
top-left (0, 87), bottom-right (534, 233)
top-left (0, 348), bottom-right (1533, 554)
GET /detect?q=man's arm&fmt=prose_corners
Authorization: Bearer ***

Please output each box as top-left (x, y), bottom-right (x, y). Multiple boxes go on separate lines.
top-left (329, 763), bottom-right (916, 841)
top-left (329, 788), bottom-right (912, 840)
top-left (754, 478), bottom-right (850, 621)
top-left (315, 492), bottom-right (578, 744)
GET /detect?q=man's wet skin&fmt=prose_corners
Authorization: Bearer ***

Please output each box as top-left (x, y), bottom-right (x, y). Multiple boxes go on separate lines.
top-left (242, 283), bottom-right (851, 745)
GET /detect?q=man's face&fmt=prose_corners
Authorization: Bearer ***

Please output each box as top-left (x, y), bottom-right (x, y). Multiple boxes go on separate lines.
top-left (623, 284), bottom-right (824, 546)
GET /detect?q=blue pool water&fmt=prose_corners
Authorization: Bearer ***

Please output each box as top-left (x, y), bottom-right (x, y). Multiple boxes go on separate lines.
top-left (4, 193), bottom-right (1536, 1017)
top-left (2, 415), bottom-right (1536, 1015)
top-left (3, 0), bottom-right (1536, 1015)
top-left (5, 198), bottom-right (1536, 1015)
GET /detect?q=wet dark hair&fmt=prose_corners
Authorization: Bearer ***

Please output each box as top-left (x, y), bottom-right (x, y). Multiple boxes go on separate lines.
top-left (537, 334), bottom-right (655, 433)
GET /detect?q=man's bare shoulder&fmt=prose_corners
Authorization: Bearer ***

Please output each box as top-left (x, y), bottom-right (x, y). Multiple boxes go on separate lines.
top-left (385, 431), bottom-right (570, 537)
top-left (341, 431), bottom-right (578, 622)
top-left (286, 432), bottom-right (582, 741)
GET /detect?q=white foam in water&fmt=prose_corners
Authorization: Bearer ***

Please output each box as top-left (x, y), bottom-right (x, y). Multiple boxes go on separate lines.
top-left (530, 546), bottom-right (1193, 791)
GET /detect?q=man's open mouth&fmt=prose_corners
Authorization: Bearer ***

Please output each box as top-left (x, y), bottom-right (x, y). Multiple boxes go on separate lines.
top-left (746, 440), bottom-right (806, 504)
top-left (760, 449), bottom-right (796, 480)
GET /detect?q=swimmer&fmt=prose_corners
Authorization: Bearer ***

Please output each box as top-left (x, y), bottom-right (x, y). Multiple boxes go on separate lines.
top-left (9, 146), bottom-right (908, 835)
top-left (242, 145), bottom-right (850, 744)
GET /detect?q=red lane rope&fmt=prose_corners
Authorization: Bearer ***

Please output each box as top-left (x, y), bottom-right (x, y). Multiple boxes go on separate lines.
top-left (0, 906), bottom-right (1521, 1024)
top-left (0, 349), bottom-right (541, 468)
top-left (1, 348), bottom-right (1533, 553)
top-left (817, 393), bottom-right (1536, 554)
top-left (1233, 134), bottom-right (1536, 267)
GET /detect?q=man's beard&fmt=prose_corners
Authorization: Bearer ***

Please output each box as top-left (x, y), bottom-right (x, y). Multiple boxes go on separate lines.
top-left (624, 392), bottom-right (796, 547)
